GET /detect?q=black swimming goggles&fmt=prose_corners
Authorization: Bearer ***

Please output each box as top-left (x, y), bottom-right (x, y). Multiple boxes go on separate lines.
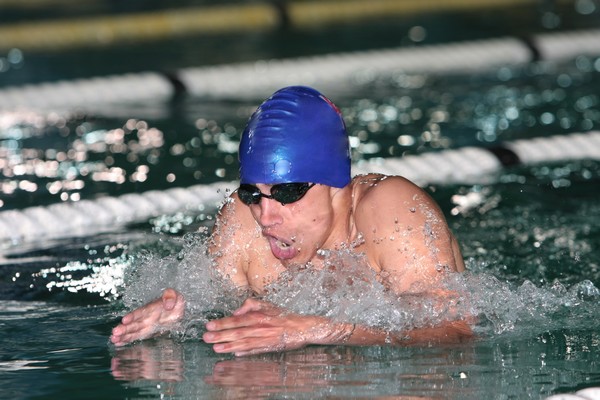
top-left (237, 183), bottom-right (316, 206)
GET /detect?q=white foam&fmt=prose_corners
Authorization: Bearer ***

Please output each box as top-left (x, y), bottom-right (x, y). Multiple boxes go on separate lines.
top-left (117, 237), bottom-right (600, 341)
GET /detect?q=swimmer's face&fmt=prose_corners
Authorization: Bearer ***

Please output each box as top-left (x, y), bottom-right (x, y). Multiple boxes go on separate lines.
top-left (244, 183), bottom-right (337, 265)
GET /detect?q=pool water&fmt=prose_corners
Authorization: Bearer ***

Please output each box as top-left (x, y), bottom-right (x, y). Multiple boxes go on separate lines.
top-left (1, 54), bottom-right (599, 398)
top-left (2, 4), bottom-right (600, 397)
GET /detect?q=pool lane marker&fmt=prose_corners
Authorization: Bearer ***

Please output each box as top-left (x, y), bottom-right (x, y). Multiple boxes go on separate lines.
top-left (0, 130), bottom-right (598, 245)
top-left (1, 28), bottom-right (599, 112)
top-left (351, 131), bottom-right (600, 187)
top-left (487, 146), bottom-right (521, 167)
top-left (518, 36), bottom-right (542, 62)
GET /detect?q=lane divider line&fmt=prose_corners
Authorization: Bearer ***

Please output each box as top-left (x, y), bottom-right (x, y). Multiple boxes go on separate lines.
top-left (1, 29), bottom-right (599, 112)
top-left (1, 131), bottom-right (598, 245)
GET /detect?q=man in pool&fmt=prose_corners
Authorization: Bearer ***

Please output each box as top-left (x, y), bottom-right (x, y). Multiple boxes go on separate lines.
top-left (111, 86), bottom-right (471, 355)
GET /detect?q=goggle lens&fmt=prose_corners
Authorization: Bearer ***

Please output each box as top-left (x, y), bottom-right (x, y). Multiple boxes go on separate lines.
top-left (237, 183), bottom-right (315, 205)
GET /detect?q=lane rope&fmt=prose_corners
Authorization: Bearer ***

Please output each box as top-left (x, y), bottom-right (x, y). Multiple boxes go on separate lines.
top-left (1, 30), bottom-right (599, 244)
top-left (0, 28), bottom-right (599, 112)
top-left (1, 130), bottom-right (598, 245)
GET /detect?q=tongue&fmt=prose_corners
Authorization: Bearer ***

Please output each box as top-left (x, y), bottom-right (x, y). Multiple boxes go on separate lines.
top-left (268, 237), bottom-right (298, 260)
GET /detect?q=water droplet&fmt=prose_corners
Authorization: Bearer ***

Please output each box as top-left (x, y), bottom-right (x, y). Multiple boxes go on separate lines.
top-left (317, 249), bottom-right (330, 257)
top-left (384, 332), bottom-right (393, 344)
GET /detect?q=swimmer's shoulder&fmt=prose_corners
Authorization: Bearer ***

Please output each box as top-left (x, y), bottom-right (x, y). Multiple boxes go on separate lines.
top-left (350, 173), bottom-right (423, 206)
top-left (349, 173), bottom-right (443, 228)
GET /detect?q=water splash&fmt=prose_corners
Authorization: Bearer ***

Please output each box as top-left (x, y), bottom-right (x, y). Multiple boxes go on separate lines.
top-left (119, 233), bottom-right (245, 339)
top-left (444, 269), bottom-right (600, 336)
top-left (117, 236), bottom-right (600, 342)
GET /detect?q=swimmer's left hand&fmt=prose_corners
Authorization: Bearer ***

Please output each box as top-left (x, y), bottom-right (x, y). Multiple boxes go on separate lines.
top-left (202, 298), bottom-right (344, 356)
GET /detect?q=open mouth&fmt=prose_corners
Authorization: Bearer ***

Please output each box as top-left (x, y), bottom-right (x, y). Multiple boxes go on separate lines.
top-left (266, 235), bottom-right (297, 260)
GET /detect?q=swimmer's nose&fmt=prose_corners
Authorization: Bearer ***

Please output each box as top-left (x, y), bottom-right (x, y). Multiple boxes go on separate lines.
top-left (256, 197), bottom-right (283, 227)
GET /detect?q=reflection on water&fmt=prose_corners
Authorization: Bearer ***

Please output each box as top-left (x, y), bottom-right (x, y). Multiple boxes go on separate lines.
top-left (108, 330), bottom-right (600, 399)
top-left (1, 297), bottom-right (598, 399)
top-left (112, 338), bottom-right (185, 383)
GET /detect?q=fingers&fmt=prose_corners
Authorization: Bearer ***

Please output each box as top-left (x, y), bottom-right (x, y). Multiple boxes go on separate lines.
top-left (111, 314), bottom-right (160, 346)
top-left (110, 288), bottom-right (185, 346)
top-left (204, 321), bottom-right (282, 343)
top-left (203, 311), bottom-right (276, 351)
top-left (203, 309), bottom-right (310, 356)
top-left (120, 304), bottom-right (153, 326)
top-left (111, 312), bottom-right (149, 346)
top-left (112, 321), bottom-right (163, 346)
top-left (206, 310), bottom-right (266, 332)
top-left (205, 327), bottom-right (286, 355)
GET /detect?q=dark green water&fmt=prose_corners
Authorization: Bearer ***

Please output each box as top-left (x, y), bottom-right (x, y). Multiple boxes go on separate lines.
top-left (1, 3), bottom-right (600, 399)
top-left (1, 59), bottom-right (599, 398)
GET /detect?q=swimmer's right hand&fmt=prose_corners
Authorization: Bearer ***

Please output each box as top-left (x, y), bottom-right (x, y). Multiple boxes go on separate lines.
top-left (110, 288), bottom-right (185, 347)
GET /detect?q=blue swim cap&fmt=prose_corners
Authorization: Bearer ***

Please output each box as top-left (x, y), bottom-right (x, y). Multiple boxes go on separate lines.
top-left (239, 86), bottom-right (351, 188)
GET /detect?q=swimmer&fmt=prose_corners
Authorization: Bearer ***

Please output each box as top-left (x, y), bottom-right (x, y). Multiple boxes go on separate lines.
top-left (111, 86), bottom-right (472, 355)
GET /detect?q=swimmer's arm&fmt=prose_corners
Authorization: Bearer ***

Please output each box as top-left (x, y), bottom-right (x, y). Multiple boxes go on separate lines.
top-left (331, 177), bottom-right (476, 347)
top-left (202, 298), bottom-right (472, 356)
top-left (352, 176), bottom-right (473, 338)
top-left (336, 319), bottom-right (473, 347)
top-left (111, 195), bottom-right (251, 347)
top-left (355, 175), bottom-right (465, 292)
